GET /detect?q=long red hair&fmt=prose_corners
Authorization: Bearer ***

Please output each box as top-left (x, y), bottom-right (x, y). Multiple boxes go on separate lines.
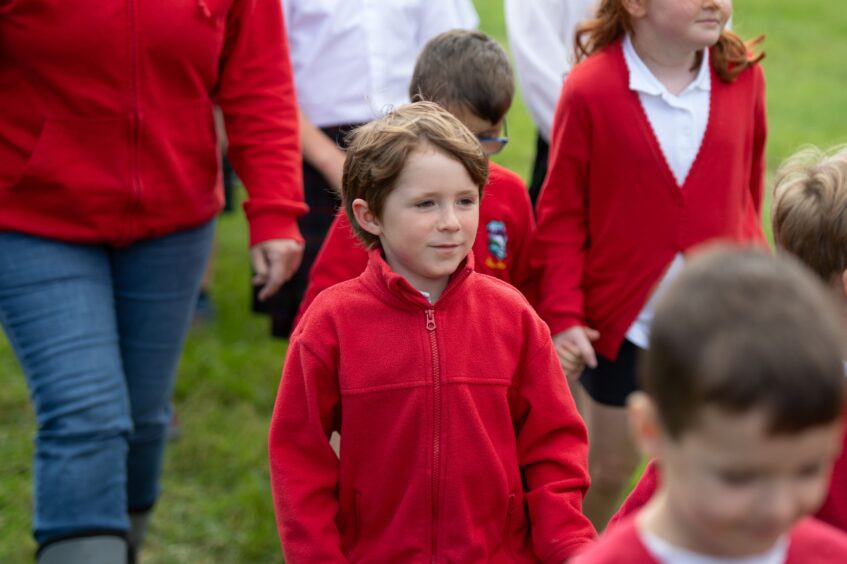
top-left (574, 0), bottom-right (764, 83)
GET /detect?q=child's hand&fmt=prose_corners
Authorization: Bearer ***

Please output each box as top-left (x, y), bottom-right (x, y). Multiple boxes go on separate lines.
top-left (553, 326), bottom-right (600, 381)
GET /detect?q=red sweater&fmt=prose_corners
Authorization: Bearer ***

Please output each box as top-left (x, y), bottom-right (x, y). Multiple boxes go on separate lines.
top-left (269, 250), bottom-right (595, 562)
top-left (532, 40), bottom-right (767, 359)
top-left (609, 423), bottom-right (847, 532)
top-left (0, 0), bottom-right (306, 247)
top-left (294, 161), bottom-right (535, 326)
top-left (574, 516), bottom-right (847, 563)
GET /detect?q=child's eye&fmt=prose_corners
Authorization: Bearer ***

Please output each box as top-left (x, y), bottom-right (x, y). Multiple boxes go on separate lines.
top-left (718, 470), bottom-right (756, 486)
top-left (458, 197), bottom-right (478, 206)
top-left (415, 200), bottom-right (435, 208)
top-left (796, 463), bottom-right (824, 479)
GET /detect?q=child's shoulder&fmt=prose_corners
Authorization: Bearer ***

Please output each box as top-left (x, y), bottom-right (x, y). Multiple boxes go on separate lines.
top-left (787, 518), bottom-right (847, 562)
top-left (483, 161), bottom-right (532, 211)
top-left (292, 277), bottom-right (370, 337)
top-left (571, 516), bottom-right (656, 564)
top-left (487, 161), bottom-right (526, 191)
top-left (465, 270), bottom-right (540, 320)
top-left (568, 41), bottom-right (626, 86)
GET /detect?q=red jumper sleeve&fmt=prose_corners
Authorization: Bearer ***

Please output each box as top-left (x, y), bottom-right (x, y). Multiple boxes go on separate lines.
top-left (506, 178), bottom-right (537, 298)
top-left (512, 314), bottom-right (597, 562)
top-left (218, 0), bottom-right (308, 246)
top-left (293, 212), bottom-right (369, 328)
top-left (268, 335), bottom-right (345, 562)
top-left (743, 64), bottom-right (768, 243)
top-left (531, 80), bottom-right (592, 335)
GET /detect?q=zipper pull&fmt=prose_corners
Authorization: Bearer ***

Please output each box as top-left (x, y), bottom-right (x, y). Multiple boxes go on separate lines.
top-left (425, 309), bottom-right (436, 331)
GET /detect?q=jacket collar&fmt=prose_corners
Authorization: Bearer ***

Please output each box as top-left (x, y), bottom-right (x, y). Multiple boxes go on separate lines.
top-left (362, 247), bottom-right (474, 309)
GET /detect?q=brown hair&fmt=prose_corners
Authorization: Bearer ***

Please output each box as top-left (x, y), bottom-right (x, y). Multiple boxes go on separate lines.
top-left (342, 101), bottom-right (488, 248)
top-left (642, 246), bottom-right (845, 439)
top-left (574, 0), bottom-right (764, 82)
top-left (409, 29), bottom-right (514, 125)
top-left (772, 145), bottom-right (847, 283)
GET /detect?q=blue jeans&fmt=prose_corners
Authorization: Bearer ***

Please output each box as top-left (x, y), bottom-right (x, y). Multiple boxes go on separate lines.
top-left (0, 222), bottom-right (214, 544)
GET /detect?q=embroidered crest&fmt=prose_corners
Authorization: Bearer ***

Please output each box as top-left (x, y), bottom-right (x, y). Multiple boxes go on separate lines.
top-left (484, 220), bottom-right (508, 270)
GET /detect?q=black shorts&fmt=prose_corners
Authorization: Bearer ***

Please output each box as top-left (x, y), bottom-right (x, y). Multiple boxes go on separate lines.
top-left (578, 339), bottom-right (641, 407)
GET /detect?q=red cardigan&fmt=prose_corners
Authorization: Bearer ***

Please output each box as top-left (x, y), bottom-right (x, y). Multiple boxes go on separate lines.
top-left (574, 516), bottom-right (847, 563)
top-left (294, 161), bottom-right (535, 326)
top-left (0, 0), bottom-right (306, 247)
top-left (532, 40), bottom-right (767, 359)
top-left (269, 250), bottom-right (595, 562)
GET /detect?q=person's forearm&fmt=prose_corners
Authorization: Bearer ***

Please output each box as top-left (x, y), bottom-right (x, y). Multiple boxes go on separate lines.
top-left (299, 109), bottom-right (346, 192)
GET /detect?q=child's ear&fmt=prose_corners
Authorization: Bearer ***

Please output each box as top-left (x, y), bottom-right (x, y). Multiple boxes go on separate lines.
top-left (621, 0), bottom-right (647, 18)
top-left (351, 198), bottom-right (382, 237)
top-left (627, 391), bottom-right (662, 459)
top-left (840, 269), bottom-right (847, 300)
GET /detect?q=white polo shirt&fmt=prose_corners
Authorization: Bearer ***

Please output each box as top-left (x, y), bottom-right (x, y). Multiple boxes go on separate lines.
top-left (282, 0), bottom-right (478, 128)
top-left (622, 34), bottom-right (711, 349)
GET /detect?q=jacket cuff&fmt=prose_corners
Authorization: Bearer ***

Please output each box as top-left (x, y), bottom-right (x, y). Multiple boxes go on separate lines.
top-left (243, 199), bottom-right (308, 246)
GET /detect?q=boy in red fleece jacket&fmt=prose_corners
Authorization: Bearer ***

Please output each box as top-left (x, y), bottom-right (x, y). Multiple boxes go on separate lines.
top-left (609, 146), bottom-right (847, 535)
top-left (269, 102), bottom-right (595, 562)
top-left (293, 29), bottom-right (535, 328)
top-left (574, 247), bottom-right (847, 563)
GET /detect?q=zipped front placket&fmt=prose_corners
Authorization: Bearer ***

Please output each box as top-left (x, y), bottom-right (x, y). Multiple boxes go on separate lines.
top-left (425, 308), bottom-right (441, 562)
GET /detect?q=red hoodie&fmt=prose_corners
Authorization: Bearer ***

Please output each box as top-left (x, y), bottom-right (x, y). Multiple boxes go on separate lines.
top-left (574, 516), bottom-right (847, 563)
top-left (294, 161), bottom-right (535, 326)
top-left (0, 0), bottom-right (306, 247)
top-left (269, 250), bottom-right (596, 562)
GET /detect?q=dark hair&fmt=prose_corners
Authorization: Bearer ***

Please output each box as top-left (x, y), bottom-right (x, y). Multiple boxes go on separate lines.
top-left (342, 101), bottom-right (488, 248)
top-left (642, 246), bottom-right (845, 439)
top-left (574, 0), bottom-right (764, 83)
top-left (409, 29), bottom-right (514, 124)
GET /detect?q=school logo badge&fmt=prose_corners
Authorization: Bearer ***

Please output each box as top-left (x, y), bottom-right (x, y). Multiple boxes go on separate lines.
top-left (484, 220), bottom-right (508, 270)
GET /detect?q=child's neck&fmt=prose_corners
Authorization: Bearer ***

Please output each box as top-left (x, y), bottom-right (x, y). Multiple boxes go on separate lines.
top-left (629, 30), bottom-right (701, 96)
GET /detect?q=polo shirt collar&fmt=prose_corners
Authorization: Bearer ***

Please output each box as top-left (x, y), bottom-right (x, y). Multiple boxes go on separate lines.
top-left (623, 34), bottom-right (711, 98)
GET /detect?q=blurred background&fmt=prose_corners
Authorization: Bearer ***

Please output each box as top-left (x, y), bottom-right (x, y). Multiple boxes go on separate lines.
top-left (1, 1), bottom-right (845, 561)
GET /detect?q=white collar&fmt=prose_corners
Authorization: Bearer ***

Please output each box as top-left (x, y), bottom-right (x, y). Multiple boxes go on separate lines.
top-left (623, 34), bottom-right (711, 98)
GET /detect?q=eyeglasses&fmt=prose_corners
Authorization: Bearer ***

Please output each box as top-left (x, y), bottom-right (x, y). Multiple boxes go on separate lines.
top-left (477, 119), bottom-right (508, 156)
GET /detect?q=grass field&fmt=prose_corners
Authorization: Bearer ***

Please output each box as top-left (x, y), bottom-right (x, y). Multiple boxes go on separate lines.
top-left (1, 1), bottom-right (846, 561)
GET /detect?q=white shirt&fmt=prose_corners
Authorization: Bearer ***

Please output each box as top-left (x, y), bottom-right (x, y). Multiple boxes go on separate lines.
top-left (282, 0), bottom-right (478, 128)
top-left (504, 0), bottom-right (597, 141)
top-left (641, 529), bottom-right (789, 564)
top-left (622, 34), bottom-right (711, 348)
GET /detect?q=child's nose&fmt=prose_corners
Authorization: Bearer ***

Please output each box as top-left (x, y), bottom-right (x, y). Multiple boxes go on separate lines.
top-left (761, 483), bottom-right (800, 529)
top-left (438, 207), bottom-right (461, 231)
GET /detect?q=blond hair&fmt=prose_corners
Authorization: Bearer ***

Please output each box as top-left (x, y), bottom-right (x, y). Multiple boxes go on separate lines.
top-left (772, 145), bottom-right (847, 282)
top-left (342, 101), bottom-right (488, 248)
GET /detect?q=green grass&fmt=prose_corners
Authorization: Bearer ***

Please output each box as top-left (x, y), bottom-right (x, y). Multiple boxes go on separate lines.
top-left (2, 1), bottom-right (846, 561)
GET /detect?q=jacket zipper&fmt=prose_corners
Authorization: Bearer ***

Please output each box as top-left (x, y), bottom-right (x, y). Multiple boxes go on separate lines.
top-left (127, 0), bottom-right (143, 240)
top-left (425, 308), bottom-right (440, 562)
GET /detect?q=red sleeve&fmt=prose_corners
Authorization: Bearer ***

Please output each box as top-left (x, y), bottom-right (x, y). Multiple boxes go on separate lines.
top-left (512, 315), bottom-right (596, 561)
top-left (742, 64), bottom-right (767, 243)
top-left (294, 212), bottom-right (369, 327)
top-left (531, 80), bottom-right (591, 335)
top-left (607, 460), bottom-right (660, 530)
top-left (814, 416), bottom-right (847, 531)
top-left (505, 174), bottom-right (537, 297)
top-left (218, 0), bottom-right (308, 246)
top-left (268, 331), bottom-right (345, 562)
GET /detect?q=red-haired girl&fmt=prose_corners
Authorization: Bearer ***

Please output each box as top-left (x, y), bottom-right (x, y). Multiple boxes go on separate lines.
top-left (530, 0), bottom-right (765, 529)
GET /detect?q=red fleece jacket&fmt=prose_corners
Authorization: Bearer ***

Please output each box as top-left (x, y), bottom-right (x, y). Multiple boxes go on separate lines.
top-left (294, 161), bottom-right (535, 327)
top-left (573, 516), bottom-right (847, 563)
top-left (0, 0), bottom-right (306, 247)
top-left (269, 250), bottom-right (595, 562)
top-left (531, 40), bottom-right (767, 359)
